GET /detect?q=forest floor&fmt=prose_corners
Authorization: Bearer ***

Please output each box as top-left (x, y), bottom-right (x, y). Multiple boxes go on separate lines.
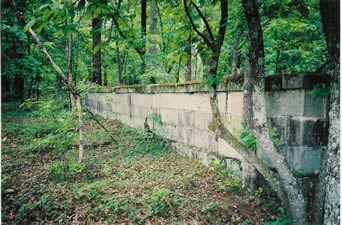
top-left (2, 101), bottom-right (288, 225)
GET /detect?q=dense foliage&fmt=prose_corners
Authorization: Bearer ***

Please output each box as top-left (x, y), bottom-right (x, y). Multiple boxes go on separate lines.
top-left (2, 0), bottom-right (326, 100)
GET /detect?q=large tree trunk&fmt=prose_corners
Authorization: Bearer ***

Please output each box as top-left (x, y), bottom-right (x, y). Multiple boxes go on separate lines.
top-left (313, 0), bottom-right (340, 224)
top-left (92, 15), bottom-right (102, 85)
top-left (148, 0), bottom-right (158, 56)
top-left (241, 0), bottom-right (307, 224)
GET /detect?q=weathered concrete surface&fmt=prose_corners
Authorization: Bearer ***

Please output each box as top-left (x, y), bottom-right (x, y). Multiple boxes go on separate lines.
top-left (85, 73), bottom-right (328, 176)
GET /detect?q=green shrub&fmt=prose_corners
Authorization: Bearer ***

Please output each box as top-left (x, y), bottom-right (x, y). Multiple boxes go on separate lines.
top-left (47, 161), bottom-right (85, 181)
top-left (202, 201), bottom-right (220, 216)
top-left (145, 189), bottom-right (178, 217)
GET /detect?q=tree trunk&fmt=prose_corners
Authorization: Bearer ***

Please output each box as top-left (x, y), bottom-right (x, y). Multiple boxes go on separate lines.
top-left (176, 57), bottom-right (181, 83)
top-left (184, 30), bottom-right (192, 81)
top-left (13, 74), bottom-right (24, 101)
top-left (141, 0), bottom-right (147, 74)
top-left (194, 53), bottom-right (198, 80)
top-left (148, 0), bottom-right (158, 56)
top-left (241, 0), bottom-right (307, 224)
top-left (92, 15), bottom-right (102, 85)
top-left (27, 76), bottom-right (34, 99)
top-left (103, 64), bottom-right (108, 86)
top-left (231, 47), bottom-right (241, 75)
top-left (313, 1), bottom-right (340, 224)
top-left (243, 55), bottom-right (254, 129)
top-left (67, 33), bottom-right (76, 109)
top-left (76, 95), bottom-right (85, 163)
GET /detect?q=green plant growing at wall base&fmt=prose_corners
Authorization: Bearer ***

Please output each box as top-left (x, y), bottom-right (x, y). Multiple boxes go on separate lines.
top-left (240, 130), bottom-right (257, 152)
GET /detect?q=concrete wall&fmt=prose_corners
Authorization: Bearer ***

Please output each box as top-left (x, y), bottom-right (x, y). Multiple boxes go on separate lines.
top-left (85, 73), bottom-right (328, 176)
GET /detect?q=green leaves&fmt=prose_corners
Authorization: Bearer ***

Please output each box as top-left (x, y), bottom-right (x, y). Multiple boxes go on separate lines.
top-left (269, 128), bottom-right (282, 146)
top-left (240, 130), bottom-right (257, 152)
top-left (207, 72), bottom-right (225, 88)
top-left (23, 19), bottom-right (36, 32)
top-left (311, 83), bottom-right (330, 97)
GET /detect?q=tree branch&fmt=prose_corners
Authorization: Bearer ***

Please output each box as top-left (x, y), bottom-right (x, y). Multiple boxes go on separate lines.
top-left (190, 0), bottom-right (215, 42)
top-left (217, 0), bottom-right (228, 48)
top-left (183, 0), bottom-right (213, 49)
top-left (83, 106), bottom-right (118, 144)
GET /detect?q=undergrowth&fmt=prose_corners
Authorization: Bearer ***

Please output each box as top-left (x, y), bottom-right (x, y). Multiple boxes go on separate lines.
top-left (2, 100), bottom-right (286, 224)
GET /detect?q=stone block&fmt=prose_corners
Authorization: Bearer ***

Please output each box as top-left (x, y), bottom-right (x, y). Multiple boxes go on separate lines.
top-left (160, 108), bottom-right (177, 126)
top-left (184, 110), bottom-right (195, 128)
top-left (292, 146), bottom-right (322, 175)
top-left (177, 111), bottom-right (185, 127)
top-left (207, 134), bottom-right (218, 152)
top-left (265, 75), bottom-right (282, 91)
top-left (304, 92), bottom-right (326, 117)
top-left (289, 117), bottom-right (328, 146)
top-left (184, 128), bottom-right (194, 145)
top-left (266, 90), bottom-right (305, 116)
top-left (226, 92), bottom-right (244, 117)
top-left (302, 73), bottom-right (329, 89)
top-left (282, 74), bottom-right (304, 89)
top-left (267, 116), bottom-right (290, 145)
top-left (191, 130), bottom-right (212, 149)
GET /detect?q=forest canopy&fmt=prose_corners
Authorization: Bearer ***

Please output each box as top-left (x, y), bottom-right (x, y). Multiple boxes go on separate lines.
top-left (1, 0), bottom-right (327, 101)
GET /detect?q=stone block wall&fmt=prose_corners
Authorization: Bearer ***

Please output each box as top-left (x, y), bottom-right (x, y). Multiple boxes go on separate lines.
top-left (85, 73), bottom-right (328, 176)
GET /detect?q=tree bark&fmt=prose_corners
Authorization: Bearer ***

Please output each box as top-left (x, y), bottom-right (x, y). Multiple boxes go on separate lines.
top-left (141, 0), bottom-right (147, 74)
top-left (67, 33), bottom-right (76, 109)
top-left (184, 30), bottom-right (192, 81)
top-left (148, 0), bottom-right (158, 56)
top-left (103, 64), bottom-right (108, 86)
top-left (116, 39), bottom-right (123, 84)
top-left (313, 1), bottom-right (340, 224)
top-left (76, 95), bottom-right (85, 163)
top-left (241, 0), bottom-right (307, 224)
top-left (231, 47), bottom-right (241, 76)
top-left (92, 16), bottom-right (102, 85)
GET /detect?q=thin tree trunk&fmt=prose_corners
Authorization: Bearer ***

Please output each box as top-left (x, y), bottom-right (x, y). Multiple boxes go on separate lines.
top-left (103, 64), bottom-right (108, 86)
top-left (35, 75), bottom-right (40, 101)
top-left (116, 38), bottom-right (123, 84)
top-left (67, 33), bottom-right (76, 109)
top-left (232, 47), bottom-right (241, 75)
top-left (194, 52), bottom-right (198, 80)
top-left (184, 29), bottom-right (192, 81)
top-left (92, 15), bottom-right (102, 85)
top-left (27, 76), bottom-right (34, 99)
top-left (76, 96), bottom-right (84, 163)
top-left (176, 57), bottom-right (182, 83)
